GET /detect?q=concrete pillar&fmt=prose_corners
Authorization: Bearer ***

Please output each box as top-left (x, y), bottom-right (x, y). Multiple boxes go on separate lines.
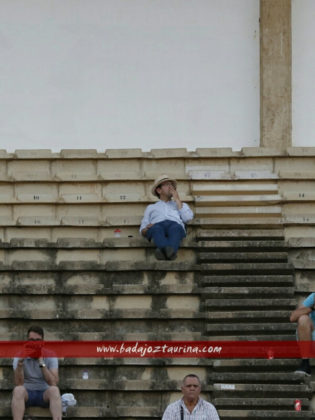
top-left (260, 0), bottom-right (292, 150)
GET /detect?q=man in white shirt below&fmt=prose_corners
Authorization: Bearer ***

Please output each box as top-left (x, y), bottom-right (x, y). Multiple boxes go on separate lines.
top-left (140, 175), bottom-right (193, 260)
top-left (162, 374), bottom-right (220, 420)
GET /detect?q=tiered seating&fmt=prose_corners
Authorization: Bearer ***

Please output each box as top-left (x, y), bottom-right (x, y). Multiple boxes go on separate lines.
top-left (0, 148), bottom-right (314, 419)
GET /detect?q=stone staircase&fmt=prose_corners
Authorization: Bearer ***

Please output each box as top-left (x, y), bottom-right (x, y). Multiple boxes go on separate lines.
top-left (188, 163), bottom-right (314, 418)
top-left (197, 229), bottom-right (295, 340)
top-left (213, 359), bottom-right (312, 420)
top-left (194, 229), bottom-right (312, 418)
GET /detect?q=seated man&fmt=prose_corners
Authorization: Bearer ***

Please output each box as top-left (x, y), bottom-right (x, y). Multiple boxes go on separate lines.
top-left (140, 175), bottom-right (193, 260)
top-left (162, 373), bottom-right (220, 419)
top-left (290, 292), bottom-right (315, 376)
top-left (11, 325), bottom-right (62, 420)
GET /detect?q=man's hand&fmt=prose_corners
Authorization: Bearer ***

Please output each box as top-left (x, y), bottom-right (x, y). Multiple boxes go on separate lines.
top-left (290, 306), bottom-right (312, 323)
top-left (169, 185), bottom-right (182, 209)
top-left (141, 224), bottom-right (154, 237)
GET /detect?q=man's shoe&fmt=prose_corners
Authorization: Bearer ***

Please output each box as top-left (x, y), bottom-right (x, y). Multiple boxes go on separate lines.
top-left (294, 359), bottom-right (311, 376)
top-left (155, 248), bottom-right (166, 260)
top-left (164, 246), bottom-right (177, 260)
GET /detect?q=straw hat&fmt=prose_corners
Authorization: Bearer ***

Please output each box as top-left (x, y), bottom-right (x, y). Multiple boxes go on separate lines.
top-left (151, 175), bottom-right (177, 197)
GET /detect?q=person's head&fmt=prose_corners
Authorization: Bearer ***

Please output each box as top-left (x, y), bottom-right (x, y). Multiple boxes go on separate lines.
top-left (27, 325), bottom-right (44, 341)
top-left (181, 374), bottom-right (202, 402)
top-left (151, 175), bottom-right (177, 199)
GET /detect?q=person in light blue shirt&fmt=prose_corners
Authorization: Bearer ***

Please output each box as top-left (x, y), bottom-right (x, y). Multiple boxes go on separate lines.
top-left (290, 292), bottom-right (315, 376)
top-left (140, 175), bottom-right (193, 260)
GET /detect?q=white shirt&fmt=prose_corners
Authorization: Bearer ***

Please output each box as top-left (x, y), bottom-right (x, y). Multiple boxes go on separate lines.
top-left (139, 200), bottom-right (193, 233)
top-left (162, 398), bottom-right (220, 420)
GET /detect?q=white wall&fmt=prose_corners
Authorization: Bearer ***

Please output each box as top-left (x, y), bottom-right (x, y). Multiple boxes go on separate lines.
top-left (0, 0), bottom-right (259, 152)
top-left (292, 0), bottom-right (315, 147)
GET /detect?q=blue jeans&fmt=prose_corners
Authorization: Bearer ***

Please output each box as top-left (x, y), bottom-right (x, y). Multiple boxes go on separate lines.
top-left (146, 220), bottom-right (186, 253)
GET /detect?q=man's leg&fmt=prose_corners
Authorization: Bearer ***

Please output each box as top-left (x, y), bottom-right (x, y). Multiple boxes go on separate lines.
top-left (43, 386), bottom-right (62, 420)
top-left (165, 221), bottom-right (185, 255)
top-left (295, 315), bottom-right (314, 375)
top-left (11, 385), bottom-right (28, 420)
top-left (147, 222), bottom-right (168, 249)
top-left (297, 314), bottom-right (313, 341)
top-left (147, 221), bottom-right (170, 259)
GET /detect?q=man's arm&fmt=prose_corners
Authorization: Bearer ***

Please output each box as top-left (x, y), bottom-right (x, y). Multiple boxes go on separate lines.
top-left (290, 306), bottom-right (312, 323)
top-left (13, 358), bottom-right (25, 386)
top-left (141, 224), bottom-right (154, 237)
top-left (140, 205), bottom-right (153, 237)
top-left (208, 405), bottom-right (220, 420)
top-left (41, 367), bottom-right (59, 386)
top-left (39, 357), bottom-right (59, 386)
top-left (170, 187), bottom-right (193, 223)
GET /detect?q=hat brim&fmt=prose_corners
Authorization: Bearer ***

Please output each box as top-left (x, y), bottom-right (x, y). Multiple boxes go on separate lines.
top-left (151, 177), bottom-right (177, 197)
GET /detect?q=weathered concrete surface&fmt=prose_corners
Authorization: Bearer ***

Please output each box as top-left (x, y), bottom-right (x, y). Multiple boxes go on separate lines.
top-left (260, 0), bottom-right (292, 150)
top-left (0, 151), bottom-right (315, 419)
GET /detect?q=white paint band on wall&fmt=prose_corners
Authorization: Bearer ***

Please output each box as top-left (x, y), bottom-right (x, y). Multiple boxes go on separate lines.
top-left (0, 0), bottom-right (259, 151)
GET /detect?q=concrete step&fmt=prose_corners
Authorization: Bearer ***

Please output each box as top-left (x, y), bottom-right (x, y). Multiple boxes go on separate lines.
top-left (195, 206), bottom-right (282, 216)
top-left (0, 283), bottom-right (157, 296)
top-left (282, 214), bottom-right (315, 225)
top-left (206, 310), bottom-right (291, 321)
top-left (194, 217), bottom-right (282, 227)
top-left (0, 186), bottom-right (193, 204)
top-left (214, 398), bottom-right (310, 409)
top-left (0, 357), bottom-right (215, 368)
top-left (206, 334), bottom-right (295, 340)
top-left (0, 237), bottom-right (197, 249)
top-left (213, 383), bottom-right (310, 396)
top-left (1, 329), bottom-right (203, 341)
top-left (204, 298), bottom-right (296, 309)
top-left (0, 238), bottom-right (149, 249)
top-left (197, 240), bottom-right (286, 249)
top-left (212, 359), bottom-right (302, 370)
top-left (211, 372), bottom-right (305, 383)
top-left (0, 300), bottom-right (203, 320)
top-left (194, 195), bottom-right (282, 205)
top-left (200, 275), bottom-right (293, 286)
top-left (3, 361), bottom-right (215, 385)
top-left (192, 182), bottom-right (279, 194)
top-left (0, 248), bottom-right (194, 269)
top-left (0, 260), bottom-right (197, 271)
top-left (198, 252), bottom-right (288, 262)
top-left (0, 238), bottom-right (287, 250)
top-left (200, 263), bottom-right (293, 274)
top-left (205, 323), bottom-right (295, 334)
top-left (217, 409), bottom-right (312, 419)
top-left (0, 270), bottom-right (197, 295)
top-left (188, 170), bottom-right (278, 180)
top-left (283, 191), bottom-right (315, 201)
top-left (1, 377), bottom-right (215, 392)
top-left (2, 214), bottom-right (284, 229)
top-left (196, 229), bottom-right (284, 240)
top-left (0, 405), bottom-right (161, 418)
top-left (202, 286), bottom-right (294, 298)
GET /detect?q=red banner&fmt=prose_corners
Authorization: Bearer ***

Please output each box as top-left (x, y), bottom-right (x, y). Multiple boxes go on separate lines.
top-left (1, 340), bottom-right (315, 358)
